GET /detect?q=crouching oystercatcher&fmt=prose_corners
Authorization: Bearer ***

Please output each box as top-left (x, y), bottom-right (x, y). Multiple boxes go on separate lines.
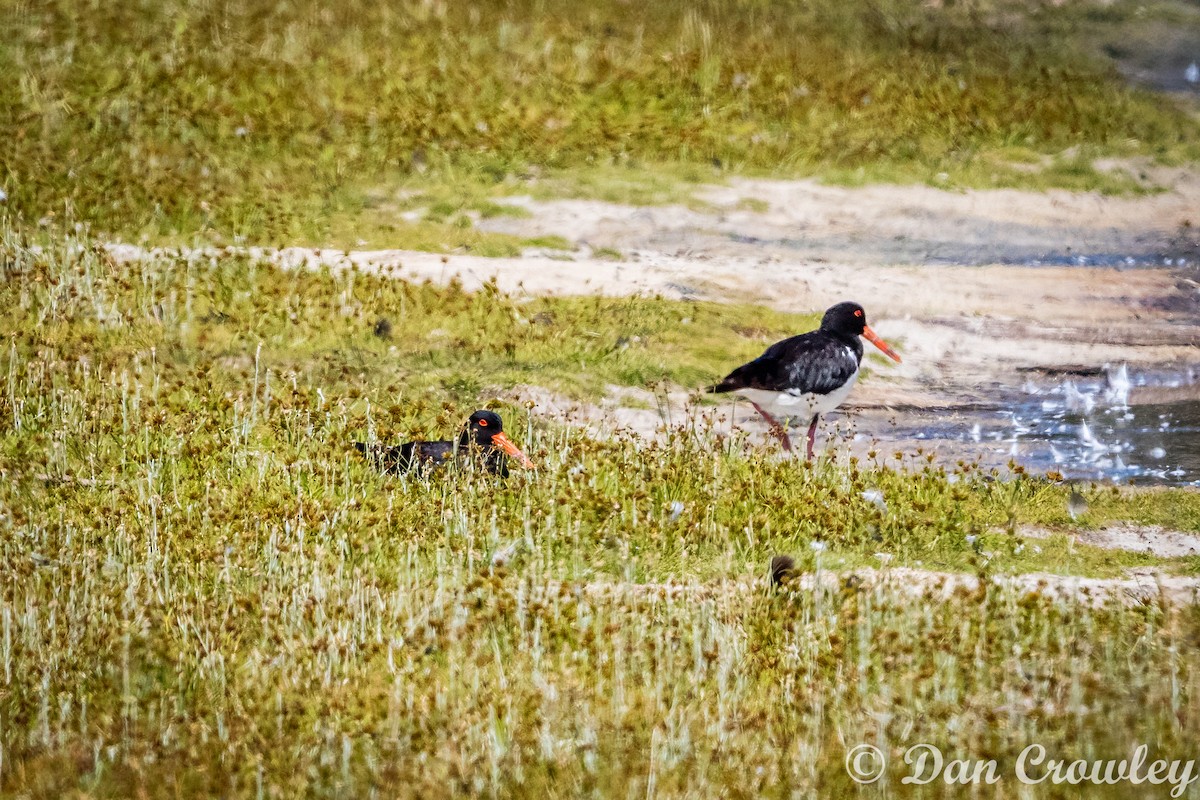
top-left (709, 301), bottom-right (902, 460)
top-left (355, 410), bottom-right (534, 477)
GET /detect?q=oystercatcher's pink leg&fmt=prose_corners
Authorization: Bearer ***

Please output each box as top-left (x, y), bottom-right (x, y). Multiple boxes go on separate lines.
top-left (749, 401), bottom-right (793, 452)
top-left (806, 416), bottom-right (819, 461)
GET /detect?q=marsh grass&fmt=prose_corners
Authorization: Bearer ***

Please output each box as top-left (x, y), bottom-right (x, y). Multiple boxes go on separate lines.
top-left (3, 227), bottom-right (1200, 797)
top-left (3, 0), bottom-right (1198, 247)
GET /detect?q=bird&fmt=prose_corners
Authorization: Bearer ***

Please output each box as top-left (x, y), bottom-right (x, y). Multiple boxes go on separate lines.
top-left (769, 554), bottom-right (797, 588)
top-left (709, 301), bottom-right (902, 460)
top-left (354, 410), bottom-right (534, 477)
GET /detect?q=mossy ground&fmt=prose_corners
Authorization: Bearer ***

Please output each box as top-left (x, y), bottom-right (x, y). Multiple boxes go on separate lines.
top-left (4, 0), bottom-right (1199, 250)
top-left (2, 229), bottom-right (1199, 797)
top-left (4, 0), bottom-right (1200, 793)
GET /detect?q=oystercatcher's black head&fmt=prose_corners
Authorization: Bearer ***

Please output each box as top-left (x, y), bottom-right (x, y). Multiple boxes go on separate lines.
top-left (820, 302), bottom-right (902, 363)
top-left (459, 410), bottom-right (535, 468)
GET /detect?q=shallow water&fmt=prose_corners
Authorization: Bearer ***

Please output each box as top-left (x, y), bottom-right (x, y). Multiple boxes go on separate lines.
top-left (877, 369), bottom-right (1200, 486)
top-left (727, 231), bottom-right (1196, 270)
top-left (940, 252), bottom-right (1194, 269)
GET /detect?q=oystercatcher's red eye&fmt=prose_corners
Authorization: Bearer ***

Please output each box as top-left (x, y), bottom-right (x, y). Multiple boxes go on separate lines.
top-left (854, 310), bottom-right (863, 317)
top-left (478, 419), bottom-right (488, 427)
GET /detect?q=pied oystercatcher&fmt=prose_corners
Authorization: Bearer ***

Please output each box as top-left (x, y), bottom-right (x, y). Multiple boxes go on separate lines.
top-left (355, 410), bottom-right (534, 476)
top-left (709, 301), bottom-right (902, 459)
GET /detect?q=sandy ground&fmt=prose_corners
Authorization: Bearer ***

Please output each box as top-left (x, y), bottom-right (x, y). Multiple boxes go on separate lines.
top-left (1023, 524), bottom-right (1200, 558)
top-left (111, 167), bottom-right (1200, 404)
top-left (108, 167), bottom-right (1200, 458)
top-left (489, 166), bottom-right (1200, 270)
top-left (106, 174), bottom-right (1200, 597)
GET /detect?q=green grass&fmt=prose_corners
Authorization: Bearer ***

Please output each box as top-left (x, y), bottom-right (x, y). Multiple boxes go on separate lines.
top-left (4, 227), bottom-right (1200, 797)
top-left (3, 0), bottom-right (1199, 248)
top-left (5, 1), bottom-right (1200, 791)
top-left (821, 144), bottom-right (1169, 194)
top-left (591, 245), bottom-right (625, 261)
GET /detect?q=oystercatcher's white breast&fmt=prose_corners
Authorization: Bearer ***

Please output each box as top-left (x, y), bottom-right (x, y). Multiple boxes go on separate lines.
top-left (736, 365), bottom-right (859, 421)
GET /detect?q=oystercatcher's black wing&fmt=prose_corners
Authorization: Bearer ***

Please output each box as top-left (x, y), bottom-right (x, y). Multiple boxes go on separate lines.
top-left (355, 440), bottom-right (512, 476)
top-left (709, 331), bottom-right (861, 396)
top-left (354, 440), bottom-right (455, 474)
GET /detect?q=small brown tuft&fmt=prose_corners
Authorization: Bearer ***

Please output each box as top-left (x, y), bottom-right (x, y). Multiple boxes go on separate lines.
top-left (373, 317), bottom-right (393, 339)
top-left (770, 554), bottom-right (796, 588)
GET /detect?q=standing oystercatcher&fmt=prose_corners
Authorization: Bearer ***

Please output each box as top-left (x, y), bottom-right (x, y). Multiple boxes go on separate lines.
top-left (709, 301), bottom-right (902, 459)
top-left (355, 410), bottom-right (534, 476)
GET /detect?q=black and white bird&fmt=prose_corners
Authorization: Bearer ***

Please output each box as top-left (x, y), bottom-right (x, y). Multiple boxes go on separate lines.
top-left (709, 301), bottom-right (902, 459)
top-left (355, 410), bottom-right (534, 477)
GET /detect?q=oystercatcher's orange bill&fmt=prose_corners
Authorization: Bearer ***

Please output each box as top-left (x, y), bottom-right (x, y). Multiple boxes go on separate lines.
top-left (863, 325), bottom-right (902, 363)
top-left (492, 432), bottom-right (535, 469)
